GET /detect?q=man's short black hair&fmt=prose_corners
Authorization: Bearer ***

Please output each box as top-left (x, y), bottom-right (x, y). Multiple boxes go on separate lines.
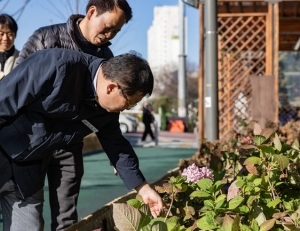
top-left (86, 0), bottom-right (132, 23)
top-left (102, 52), bottom-right (153, 97)
top-left (0, 14), bottom-right (18, 34)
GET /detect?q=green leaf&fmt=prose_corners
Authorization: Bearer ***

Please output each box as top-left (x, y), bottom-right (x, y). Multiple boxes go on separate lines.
top-left (190, 191), bottom-right (211, 199)
top-left (259, 218), bottom-right (275, 231)
top-left (267, 198), bottom-right (281, 208)
top-left (243, 156), bottom-right (261, 166)
top-left (273, 133), bottom-right (282, 151)
top-left (113, 203), bottom-right (150, 231)
top-left (273, 154), bottom-right (290, 170)
top-left (251, 220), bottom-right (260, 231)
top-left (127, 199), bottom-right (143, 209)
top-left (197, 178), bottom-right (213, 190)
top-left (232, 214), bottom-right (240, 231)
top-left (215, 194), bottom-right (227, 204)
top-left (196, 212), bottom-right (217, 230)
top-left (240, 224), bottom-right (252, 231)
top-left (228, 196), bottom-right (244, 210)
top-left (253, 135), bottom-right (267, 145)
top-left (149, 219), bottom-right (168, 231)
top-left (253, 178), bottom-right (262, 186)
top-left (236, 205), bottom-right (250, 214)
top-left (214, 180), bottom-right (227, 191)
top-left (259, 145), bottom-right (275, 156)
top-left (292, 139), bottom-right (300, 151)
top-left (204, 199), bottom-right (215, 208)
top-left (283, 201), bottom-right (293, 210)
top-left (235, 180), bottom-right (245, 187)
top-left (166, 216), bottom-right (180, 231)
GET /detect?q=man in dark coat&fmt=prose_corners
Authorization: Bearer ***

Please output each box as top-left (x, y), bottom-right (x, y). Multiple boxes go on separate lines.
top-left (14, 0), bottom-right (132, 230)
top-left (0, 48), bottom-right (164, 231)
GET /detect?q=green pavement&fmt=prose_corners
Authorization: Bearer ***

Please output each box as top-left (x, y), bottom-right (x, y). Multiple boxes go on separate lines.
top-left (42, 146), bottom-right (197, 231)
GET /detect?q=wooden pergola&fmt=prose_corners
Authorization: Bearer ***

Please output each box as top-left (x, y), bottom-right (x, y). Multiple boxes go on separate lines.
top-left (197, 0), bottom-right (300, 140)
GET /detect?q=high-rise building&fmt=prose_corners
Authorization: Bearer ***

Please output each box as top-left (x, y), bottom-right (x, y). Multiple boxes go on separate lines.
top-left (148, 5), bottom-right (185, 72)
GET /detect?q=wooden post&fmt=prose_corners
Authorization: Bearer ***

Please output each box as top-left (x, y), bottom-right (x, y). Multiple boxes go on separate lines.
top-left (266, 4), bottom-right (273, 75)
top-left (273, 2), bottom-right (279, 124)
top-left (267, 1), bottom-right (279, 123)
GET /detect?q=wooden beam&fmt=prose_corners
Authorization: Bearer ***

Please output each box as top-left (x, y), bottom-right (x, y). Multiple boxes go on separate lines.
top-left (279, 18), bottom-right (300, 31)
top-left (279, 43), bottom-right (297, 50)
top-left (217, 1), bottom-right (300, 16)
top-left (238, 2), bottom-right (243, 12)
top-left (266, 4), bottom-right (273, 75)
top-left (218, 5), bottom-right (268, 13)
top-left (225, 2), bottom-right (230, 13)
top-left (273, 3), bottom-right (279, 124)
top-left (295, 1), bottom-right (300, 17)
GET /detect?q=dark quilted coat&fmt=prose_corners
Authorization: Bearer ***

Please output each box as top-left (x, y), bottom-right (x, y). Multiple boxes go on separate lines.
top-left (15, 14), bottom-right (113, 66)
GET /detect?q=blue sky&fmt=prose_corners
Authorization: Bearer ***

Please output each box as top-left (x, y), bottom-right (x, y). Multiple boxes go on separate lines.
top-left (1, 0), bottom-right (199, 65)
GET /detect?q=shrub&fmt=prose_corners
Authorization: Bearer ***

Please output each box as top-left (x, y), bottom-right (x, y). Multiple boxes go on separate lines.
top-left (113, 123), bottom-right (300, 231)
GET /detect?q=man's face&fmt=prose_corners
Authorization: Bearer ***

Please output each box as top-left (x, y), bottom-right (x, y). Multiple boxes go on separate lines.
top-left (0, 24), bottom-right (16, 52)
top-left (86, 6), bottom-right (126, 46)
top-left (105, 88), bottom-right (144, 113)
top-left (97, 81), bottom-right (144, 113)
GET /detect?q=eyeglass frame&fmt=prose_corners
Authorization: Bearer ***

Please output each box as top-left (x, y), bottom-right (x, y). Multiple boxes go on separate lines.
top-left (118, 85), bottom-right (137, 109)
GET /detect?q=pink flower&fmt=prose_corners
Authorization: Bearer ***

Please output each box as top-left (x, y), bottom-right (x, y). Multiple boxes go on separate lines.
top-left (240, 136), bottom-right (254, 145)
top-left (181, 164), bottom-right (214, 183)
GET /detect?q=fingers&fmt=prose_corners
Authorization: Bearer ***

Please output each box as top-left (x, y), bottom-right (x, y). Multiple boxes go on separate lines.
top-left (114, 168), bottom-right (118, 176)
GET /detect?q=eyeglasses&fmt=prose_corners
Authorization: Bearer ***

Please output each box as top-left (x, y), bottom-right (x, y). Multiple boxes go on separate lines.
top-left (119, 86), bottom-right (137, 109)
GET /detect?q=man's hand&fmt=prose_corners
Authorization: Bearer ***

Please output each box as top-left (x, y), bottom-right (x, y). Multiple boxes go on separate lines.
top-left (135, 182), bottom-right (165, 218)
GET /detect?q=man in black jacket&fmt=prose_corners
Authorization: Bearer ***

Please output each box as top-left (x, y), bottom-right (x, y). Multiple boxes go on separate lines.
top-left (0, 48), bottom-right (164, 231)
top-left (15, 0), bottom-right (132, 230)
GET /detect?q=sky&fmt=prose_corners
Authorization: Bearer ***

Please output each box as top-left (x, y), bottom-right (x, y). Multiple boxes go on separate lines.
top-left (1, 0), bottom-right (199, 65)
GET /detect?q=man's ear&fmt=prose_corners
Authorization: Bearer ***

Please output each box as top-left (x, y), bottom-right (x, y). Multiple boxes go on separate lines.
top-left (107, 83), bottom-right (118, 94)
top-left (86, 6), bottom-right (97, 20)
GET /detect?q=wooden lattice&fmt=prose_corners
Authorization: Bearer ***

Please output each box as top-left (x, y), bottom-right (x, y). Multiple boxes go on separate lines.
top-left (218, 13), bottom-right (267, 138)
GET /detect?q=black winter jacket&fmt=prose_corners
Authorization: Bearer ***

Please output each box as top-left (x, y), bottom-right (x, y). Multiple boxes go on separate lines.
top-left (15, 14), bottom-right (113, 67)
top-left (0, 49), bottom-right (145, 198)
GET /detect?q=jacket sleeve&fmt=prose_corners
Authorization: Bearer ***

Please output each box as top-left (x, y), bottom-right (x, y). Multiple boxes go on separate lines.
top-left (14, 29), bottom-right (47, 67)
top-left (95, 116), bottom-right (146, 190)
top-left (0, 51), bottom-right (56, 127)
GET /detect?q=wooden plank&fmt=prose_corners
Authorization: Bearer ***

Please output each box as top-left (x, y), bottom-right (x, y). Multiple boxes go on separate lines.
top-left (250, 75), bottom-right (276, 128)
top-left (266, 4), bottom-right (273, 75)
top-left (274, 3), bottom-right (280, 123)
top-left (279, 19), bottom-right (300, 31)
top-left (219, 13), bottom-right (267, 17)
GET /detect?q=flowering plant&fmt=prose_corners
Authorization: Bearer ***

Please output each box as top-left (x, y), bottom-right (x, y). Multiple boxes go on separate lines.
top-left (181, 164), bottom-right (214, 183)
top-left (112, 124), bottom-right (300, 231)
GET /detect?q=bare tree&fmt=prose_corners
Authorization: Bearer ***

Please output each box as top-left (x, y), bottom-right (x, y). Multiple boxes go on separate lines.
top-left (151, 62), bottom-right (198, 115)
top-left (0, 0), bottom-right (30, 21)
